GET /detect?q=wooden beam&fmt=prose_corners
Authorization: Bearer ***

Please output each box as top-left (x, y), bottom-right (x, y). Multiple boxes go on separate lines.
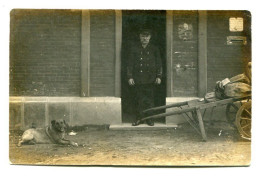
top-left (198, 11), bottom-right (208, 97)
top-left (166, 10), bottom-right (173, 97)
top-left (115, 10), bottom-right (122, 97)
top-left (81, 10), bottom-right (91, 97)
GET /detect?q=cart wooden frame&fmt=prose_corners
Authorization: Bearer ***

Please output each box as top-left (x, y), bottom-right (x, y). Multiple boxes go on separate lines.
top-left (140, 97), bottom-right (251, 141)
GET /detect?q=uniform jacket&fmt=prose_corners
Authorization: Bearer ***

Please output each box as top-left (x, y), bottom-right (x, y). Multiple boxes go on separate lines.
top-left (127, 43), bottom-right (162, 85)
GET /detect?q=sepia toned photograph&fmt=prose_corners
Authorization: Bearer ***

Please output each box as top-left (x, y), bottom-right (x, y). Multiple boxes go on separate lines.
top-left (9, 9), bottom-right (251, 166)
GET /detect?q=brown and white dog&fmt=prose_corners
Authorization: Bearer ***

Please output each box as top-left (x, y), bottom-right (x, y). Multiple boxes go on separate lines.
top-left (17, 119), bottom-right (78, 147)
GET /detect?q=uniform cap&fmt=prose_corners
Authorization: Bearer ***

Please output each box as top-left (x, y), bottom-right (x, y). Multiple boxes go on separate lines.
top-left (139, 27), bottom-right (152, 35)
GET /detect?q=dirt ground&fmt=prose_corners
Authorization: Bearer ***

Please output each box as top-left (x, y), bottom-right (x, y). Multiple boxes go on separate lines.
top-left (9, 121), bottom-right (251, 166)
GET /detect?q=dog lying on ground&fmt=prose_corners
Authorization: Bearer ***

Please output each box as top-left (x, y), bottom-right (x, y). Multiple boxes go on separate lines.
top-left (17, 119), bottom-right (78, 147)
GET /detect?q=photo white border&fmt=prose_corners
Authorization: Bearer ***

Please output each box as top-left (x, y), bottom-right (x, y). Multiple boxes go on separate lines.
top-left (1, 0), bottom-right (260, 176)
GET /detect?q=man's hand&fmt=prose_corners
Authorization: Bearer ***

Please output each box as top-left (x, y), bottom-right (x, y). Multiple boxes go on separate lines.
top-left (155, 78), bottom-right (161, 85)
top-left (128, 78), bottom-right (135, 86)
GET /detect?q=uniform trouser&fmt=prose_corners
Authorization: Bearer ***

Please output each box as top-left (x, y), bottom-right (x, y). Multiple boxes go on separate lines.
top-left (134, 84), bottom-right (155, 121)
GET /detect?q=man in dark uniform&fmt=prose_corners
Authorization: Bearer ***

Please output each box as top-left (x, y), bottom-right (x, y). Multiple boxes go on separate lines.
top-left (127, 28), bottom-right (162, 126)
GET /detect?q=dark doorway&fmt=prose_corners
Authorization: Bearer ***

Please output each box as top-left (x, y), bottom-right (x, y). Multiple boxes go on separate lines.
top-left (121, 10), bottom-right (166, 123)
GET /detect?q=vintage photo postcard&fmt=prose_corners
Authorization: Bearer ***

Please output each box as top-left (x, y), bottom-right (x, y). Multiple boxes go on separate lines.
top-left (9, 9), bottom-right (251, 166)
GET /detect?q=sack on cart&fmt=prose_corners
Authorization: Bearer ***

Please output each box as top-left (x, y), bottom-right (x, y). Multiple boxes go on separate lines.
top-left (205, 73), bottom-right (251, 101)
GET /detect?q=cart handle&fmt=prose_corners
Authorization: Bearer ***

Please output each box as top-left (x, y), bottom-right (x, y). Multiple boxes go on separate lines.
top-left (143, 101), bottom-right (188, 114)
top-left (140, 106), bottom-right (196, 122)
top-left (143, 96), bottom-right (250, 114)
top-left (141, 96), bottom-right (250, 122)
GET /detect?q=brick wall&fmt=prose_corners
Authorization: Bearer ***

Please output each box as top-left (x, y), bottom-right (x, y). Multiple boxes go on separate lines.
top-left (10, 9), bottom-right (82, 96)
top-left (207, 11), bottom-right (251, 91)
top-left (172, 11), bottom-right (198, 96)
top-left (89, 10), bottom-right (116, 96)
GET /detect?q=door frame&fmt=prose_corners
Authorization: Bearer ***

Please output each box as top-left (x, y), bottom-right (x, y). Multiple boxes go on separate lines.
top-left (121, 10), bottom-right (167, 123)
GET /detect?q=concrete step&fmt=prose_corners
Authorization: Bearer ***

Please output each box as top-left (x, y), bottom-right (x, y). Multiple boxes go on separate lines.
top-left (109, 123), bottom-right (178, 131)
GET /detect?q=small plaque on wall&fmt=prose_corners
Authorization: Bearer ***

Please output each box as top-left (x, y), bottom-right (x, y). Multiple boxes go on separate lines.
top-left (229, 17), bottom-right (244, 32)
top-left (227, 36), bottom-right (247, 45)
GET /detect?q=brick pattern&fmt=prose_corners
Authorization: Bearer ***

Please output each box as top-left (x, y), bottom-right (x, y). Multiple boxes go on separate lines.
top-left (10, 9), bottom-right (81, 96)
top-left (172, 11), bottom-right (198, 96)
top-left (207, 11), bottom-right (251, 92)
top-left (89, 10), bottom-right (116, 96)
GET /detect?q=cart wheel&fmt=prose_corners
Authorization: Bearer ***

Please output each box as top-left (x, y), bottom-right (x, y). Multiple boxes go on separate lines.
top-left (226, 102), bottom-right (240, 123)
top-left (236, 101), bottom-right (251, 140)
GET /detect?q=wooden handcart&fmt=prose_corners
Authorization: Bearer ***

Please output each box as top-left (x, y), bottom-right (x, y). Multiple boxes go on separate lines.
top-left (140, 96), bottom-right (251, 141)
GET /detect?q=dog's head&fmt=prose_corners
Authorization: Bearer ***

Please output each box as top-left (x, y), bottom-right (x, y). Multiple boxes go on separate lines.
top-left (51, 119), bottom-right (68, 132)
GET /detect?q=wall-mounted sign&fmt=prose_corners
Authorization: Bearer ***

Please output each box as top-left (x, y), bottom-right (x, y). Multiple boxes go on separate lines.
top-left (178, 23), bottom-right (193, 41)
top-left (229, 17), bottom-right (244, 32)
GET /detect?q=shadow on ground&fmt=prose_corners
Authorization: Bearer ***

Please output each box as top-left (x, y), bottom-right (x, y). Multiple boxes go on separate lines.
top-left (9, 121), bottom-right (251, 166)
